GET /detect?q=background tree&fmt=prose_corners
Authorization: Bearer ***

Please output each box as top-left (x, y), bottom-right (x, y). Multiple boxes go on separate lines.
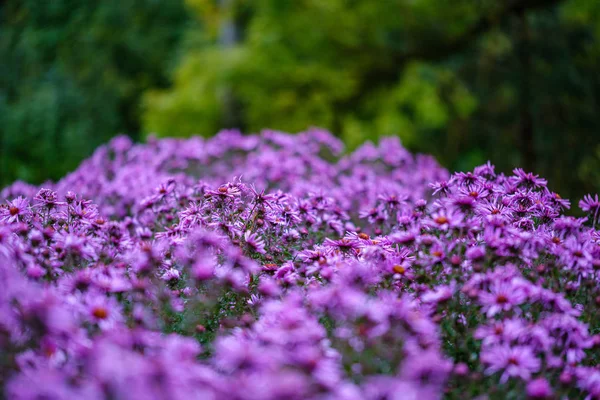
top-left (0, 0), bottom-right (191, 185)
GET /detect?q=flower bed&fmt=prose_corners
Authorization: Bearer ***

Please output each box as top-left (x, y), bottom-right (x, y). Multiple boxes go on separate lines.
top-left (1, 129), bottom-right (599, 399)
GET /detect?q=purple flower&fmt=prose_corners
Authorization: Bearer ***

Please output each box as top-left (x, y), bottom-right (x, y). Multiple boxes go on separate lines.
top-left (580, 194), bottom-right (600, 227)
top-left (244, 231), bottom-right (266, 254)
top-left (430, 180), bottom-right (452, 196)
top-left (323, 237), bottom-right (359, 253)
top-left (579, 194), bottom-right (600, 213)
top-left (0, 197), bottom-right (31, 223)
top-left (526, 378), bottom-right (553, 399)
top-left (206, 184), bottom-right (241, 199)
top-left (33, 188), bottom-right (64, 209)
top-left (479, 281), bottom-right (527, 317)
top-left (465, 245), bottom-right (486, 261)
top-left (474, 161), bottom-right (496, 178)
top-left (481, 345), bottom-right (541, 383)
top-left (427, 209), bottom-right (463, 231)
top-left (162, 267), bottom-right (181, 282)
top-left (83, 291), bottom-right (122, 329)
top-left (453, 171), bottom-right (482, 188)
top-left (511, 168), bottom-right (548, 189)
top-left (400, 349), bottom-right (452, 389)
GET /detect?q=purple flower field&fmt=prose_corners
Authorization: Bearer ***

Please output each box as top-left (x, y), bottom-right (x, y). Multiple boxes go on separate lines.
top-left (1, 129), bottom-right (600, 399)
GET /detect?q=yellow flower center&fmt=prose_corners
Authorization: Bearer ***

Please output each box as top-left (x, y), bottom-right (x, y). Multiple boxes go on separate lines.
top-left (393, 265), bottom-right (406, 274)
top-left (92, 307), bottom-right (109, 320)
top-left (435, 216), bottom-right (448, 224)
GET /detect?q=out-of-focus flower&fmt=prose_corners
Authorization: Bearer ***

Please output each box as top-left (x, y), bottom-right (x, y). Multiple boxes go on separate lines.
top-left (482, 345), bottom-right (540, 383)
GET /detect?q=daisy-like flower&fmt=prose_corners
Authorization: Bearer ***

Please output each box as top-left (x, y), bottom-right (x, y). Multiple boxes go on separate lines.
top-left (451, 194), bottom-right (477, 212)
top-left (179, 201), bottom-right (207, 227)
top-left (154, 179), bottom-right (176, 200)
top-left (580, 194), bottom-right (600, 213)
top-left (473, 161), bottom-right (496, 178)
top-left (546, 190), bottom-right (570, 210)
top-left (474, 318), bottom-right (527, 346)
top-left (33, 188), bottom-right (65, 209)
top-left (162, 267), bottom-right (181, 282)
top-left (458, 184), bottom-right (490, 200)
top-left (206, 184), bottom-right (241, 199)
top-left (453, 171), bottom-right (482, 188)
top-left (323, 237), bottom-right (359, 253)
top-left (427, 209), bottom-right (463, 231)
top-left (247, 293), bottom-right (262, 307)
top-left (481, 344), bottom-right (541, 383)
top-left (83, 291), bottom-right (122, 330)
top-left (511, 168), bottom-right (548, 189)
top-left (430, 180), bottom-right (452, 196)
top-left (580, 194), bottom-right (600, 227)
top-left (377, 192), bottom-right (407, 209)
top-left (0, 197), bottom-right (31, 223)
top-left (244, 230), bottom-right (266, 254)
top-left (358, 206), bottom-right (388, 225)
top-left (249, 184), bottom-right (277, 208)
top-left (479, 281), bottom-right (527, 317)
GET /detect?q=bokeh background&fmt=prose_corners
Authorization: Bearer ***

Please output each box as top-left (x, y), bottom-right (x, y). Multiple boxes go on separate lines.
top-left (2, 0), bottom-right (600, 204)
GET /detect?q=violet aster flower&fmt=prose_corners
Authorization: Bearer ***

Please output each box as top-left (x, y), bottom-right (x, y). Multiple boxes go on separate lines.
top-left (526, 378), bottom-right (553, 399)
top-left (458, 184), bottom-right (490, 200)
top-left (579, 193), bottom-right (600, 213)
top-left (479, 281), bottom-right (527, 317)
top-left (481, 345), bottom-right (541, 383)
top-left (323, 237), bottom-right (359, 253)
top-left (453, 171), bottom-right (482, 188)
top-left (0, 197), bottom-right (31, 223)
top-left (473, 161), bottom-right (496, 178)
top-left (427, 209), bottom-right (463, 231)
top-left (580, 193), bottom-right (600, 227)
top-left (206, 184), bottom-right (241, 199)
top-left (511, 168), bottom-right (548, 189)
top-left (244, 230), bottom-right (266, 254)
top-left (83, 291), bottom-right (122, 330)
top-left (430, 180), bottom-right (452, 196)
top-left (33, 188), bottom-right (65, 210)
top-left (162, 267), bottom-right (181, 282)
top-left (248, 184), bottom-right (277, 208)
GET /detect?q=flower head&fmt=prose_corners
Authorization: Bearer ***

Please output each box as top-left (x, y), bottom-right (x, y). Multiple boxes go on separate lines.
top-left (0, 197), bottom-right (31, 223)
top-left (482, 345), bottom-right (541, 383)
top-left (244, 230), bottom-right (266, 254)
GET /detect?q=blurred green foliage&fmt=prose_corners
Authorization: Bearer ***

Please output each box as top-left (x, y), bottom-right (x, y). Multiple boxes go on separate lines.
top-left (2, 0), bottom-right (600, 203)
top-left (0, 0), bottom-right (191, 184)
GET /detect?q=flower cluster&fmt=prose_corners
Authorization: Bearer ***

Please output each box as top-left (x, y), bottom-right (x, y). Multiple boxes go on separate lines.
top-left (1, 129), bottom-right (600, 399)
